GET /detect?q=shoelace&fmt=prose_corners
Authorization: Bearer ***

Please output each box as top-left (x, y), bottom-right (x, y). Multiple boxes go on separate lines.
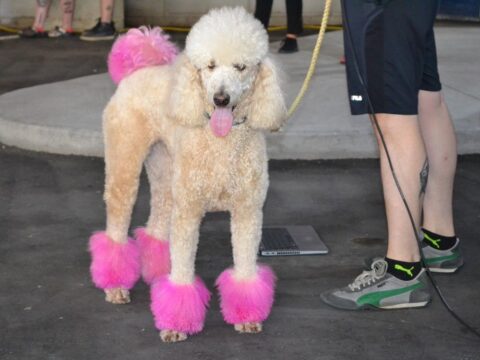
top-left (348, 259), bottom-right (388, 291)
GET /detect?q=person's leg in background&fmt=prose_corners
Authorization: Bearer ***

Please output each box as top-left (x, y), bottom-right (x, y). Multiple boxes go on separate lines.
top-left (279, 0), bottom-right (303, 53)
top-left (61, 0), bottom-right (75, 32)
top-left (20, 0), bottom-right (51, 38)
top-left (80, 0), bottom-right (116, 41)
top-left (33, 0), bottom-right (51, 31)
top-left (48, 0), bottom-right (75, 38)
top-left (254, 0), bottom-right (274, 30)
top-left (101, 0), bottom-right (114, 23)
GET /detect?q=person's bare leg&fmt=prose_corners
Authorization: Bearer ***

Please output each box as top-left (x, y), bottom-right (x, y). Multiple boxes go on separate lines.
top-left (33, 0), bottom-right (51, 30)
top-left (101, 0), bottom-right (114, 23)
top-left (418, 90), bottom-right (457, 236)
top-left (60, 0), bottom-right (75, 31)
top-left (373, 114), bottom-right (427, 262)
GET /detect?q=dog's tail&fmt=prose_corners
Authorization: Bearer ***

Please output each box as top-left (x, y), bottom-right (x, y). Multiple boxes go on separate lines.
top-left (108, 26), bottom-right (178, 84)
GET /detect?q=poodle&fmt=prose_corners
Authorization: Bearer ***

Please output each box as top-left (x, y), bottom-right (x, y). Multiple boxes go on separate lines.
top-left (88, 6), bottom-right (287, 342)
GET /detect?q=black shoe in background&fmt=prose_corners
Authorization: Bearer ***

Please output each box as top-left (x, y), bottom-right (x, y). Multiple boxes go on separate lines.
top-left (278, 37), bottom-right (298, 53)
top-left (20, 27), bottom-right (48, 39)
top-left (80, 19), bottom-right (116, 41)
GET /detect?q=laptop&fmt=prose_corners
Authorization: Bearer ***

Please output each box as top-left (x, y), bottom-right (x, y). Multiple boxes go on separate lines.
top-left (259, 225), bottom-right (328, 256)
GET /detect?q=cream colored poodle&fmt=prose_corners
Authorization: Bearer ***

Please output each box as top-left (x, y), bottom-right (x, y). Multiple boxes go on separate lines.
top-left (89, 6), bottom-right (286, 342)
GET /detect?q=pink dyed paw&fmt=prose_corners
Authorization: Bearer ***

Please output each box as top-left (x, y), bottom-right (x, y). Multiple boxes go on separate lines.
top-left (150, 276), bottom-right (211, 335)
top-left (135, 228), bottom-right (171, 285)
top-left (89, 231), bottom-right (141, 290)
top-left (216, 265), bottom-right (276, 324)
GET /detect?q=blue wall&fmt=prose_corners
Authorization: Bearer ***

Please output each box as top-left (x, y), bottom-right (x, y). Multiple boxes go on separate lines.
top-left (438, 0), bottom-right (480, 19)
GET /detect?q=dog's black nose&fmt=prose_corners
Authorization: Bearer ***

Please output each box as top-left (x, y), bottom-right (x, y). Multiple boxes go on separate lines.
top-left (213, 93), bottom-right (230, 107)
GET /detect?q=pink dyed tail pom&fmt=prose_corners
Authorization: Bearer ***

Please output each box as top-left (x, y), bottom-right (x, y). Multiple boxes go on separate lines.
top-left (89, 232), bottom-right (141, 290)
top-left (135, 227), bottom-right (171, 285)
top-left (108, 26), bottom-right (178, 84)
top-left (216, 265), bottom-right (276, 324)
top-left (150, 276), bottom-right (211, 335)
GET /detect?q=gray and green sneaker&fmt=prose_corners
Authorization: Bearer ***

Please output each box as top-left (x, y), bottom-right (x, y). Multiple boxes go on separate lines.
top-left (422, 237), bottom-right (463, 273)
top-left (321, 259), bottom-right (431, 310)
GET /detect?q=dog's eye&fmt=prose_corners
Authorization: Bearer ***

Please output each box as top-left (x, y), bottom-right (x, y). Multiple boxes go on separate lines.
top-left (207, 62), bottom-right (216, 70)
top-left (233, 64), bottom-right (246, 72)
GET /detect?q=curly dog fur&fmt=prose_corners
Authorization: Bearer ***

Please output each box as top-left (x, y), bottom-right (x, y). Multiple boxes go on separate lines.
top-left (90, 6), bottom-right (286, 342)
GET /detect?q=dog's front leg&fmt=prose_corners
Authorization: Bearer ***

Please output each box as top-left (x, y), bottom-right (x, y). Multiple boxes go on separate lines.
top-left (89, 109), bottom-right (153, 304)
top-left (216, 205), bottom-right (276, 334)
top-left (150, 202), bottom-right (211, 343)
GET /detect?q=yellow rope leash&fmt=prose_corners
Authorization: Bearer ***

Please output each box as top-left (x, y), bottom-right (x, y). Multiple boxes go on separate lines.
top-left (0, 25), bottom-right (18, 33)
top-left (286, 0), bottom-right (333, 118)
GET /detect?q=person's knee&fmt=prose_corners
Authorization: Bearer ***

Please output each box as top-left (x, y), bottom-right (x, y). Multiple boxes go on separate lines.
top-left (419, 90), bottom-right (445, 112)
top-left (371, 113), bottom-right (419, 144)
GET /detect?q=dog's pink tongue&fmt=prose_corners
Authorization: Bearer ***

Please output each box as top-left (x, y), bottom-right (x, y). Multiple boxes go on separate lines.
top-left (210, 108), bottom-right (233, 137)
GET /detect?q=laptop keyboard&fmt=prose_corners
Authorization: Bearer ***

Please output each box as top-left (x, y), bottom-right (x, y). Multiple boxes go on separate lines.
top-left (261, 228), bottom-right (299, 251)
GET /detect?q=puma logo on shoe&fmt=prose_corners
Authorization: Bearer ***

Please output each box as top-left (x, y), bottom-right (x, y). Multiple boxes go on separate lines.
top-left (424, 233), bottom-right (441, 249)
top-left (394, 264), bottom-right (415, 278)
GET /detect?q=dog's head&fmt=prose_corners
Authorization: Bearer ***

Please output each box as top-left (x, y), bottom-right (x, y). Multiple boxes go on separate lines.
top-left (170, 7), bottom-right (287, 136)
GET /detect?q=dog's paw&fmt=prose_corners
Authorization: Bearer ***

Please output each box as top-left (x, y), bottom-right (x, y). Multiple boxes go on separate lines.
top-left (160, 330), bottom-right (188, 343)
top-left (104, 288), bottom-right (130, 304)
top-left (234, 322), bottom-right (263, 334)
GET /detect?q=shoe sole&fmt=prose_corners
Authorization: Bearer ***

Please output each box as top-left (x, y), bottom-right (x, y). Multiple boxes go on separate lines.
top-left (379, 301), bottom-right (429, 310)
top-left (48, 35), bottom-right (73, 38)
top-left (321, 295), bottom-right (430, 311)
top-left (324, 301), bottom-right (429, 311)
top-left (80, 35), bottom-right (115, 41)
top-left (428, 260), bottom-right (463, 274)
top-left (428, 267), bottom-right (458, 273)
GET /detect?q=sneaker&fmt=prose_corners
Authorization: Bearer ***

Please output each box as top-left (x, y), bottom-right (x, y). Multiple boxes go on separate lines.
top-left (80, 19), bottom-right (115, 41)
top-left (48, 26), bottom-right (74, 38)
top-left (321, 259), bottom-right (431, 310)
top-left (0, 30), bottom-right (19, 41)
top-left (422, 238), bottom-right (463, 273)
top-left (20, 27), bottom-right (48, 38)
top-left (365, 239), bottom-right (464, 274)
top-left (278, 37), bottom-right (298, 53)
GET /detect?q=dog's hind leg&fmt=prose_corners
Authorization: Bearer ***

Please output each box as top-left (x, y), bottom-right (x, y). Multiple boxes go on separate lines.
top-left (135, 142), bottom-right (172, 285)
top-left (216, 205), bottom-right (276, 333)
top-left (150, 201), bottom-right (211, 342)
top-left (89, 106), bottom-right (154, 304)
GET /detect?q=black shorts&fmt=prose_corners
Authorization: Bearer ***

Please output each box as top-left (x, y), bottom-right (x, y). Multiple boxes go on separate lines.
top-left (342, 0), bottom-right (442, 115)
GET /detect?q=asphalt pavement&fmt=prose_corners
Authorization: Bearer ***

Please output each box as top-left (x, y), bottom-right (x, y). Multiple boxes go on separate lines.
top-left (1, 145), bottom-right (479, 359)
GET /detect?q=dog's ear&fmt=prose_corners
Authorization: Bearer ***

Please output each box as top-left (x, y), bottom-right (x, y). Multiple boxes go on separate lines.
top-left (169, 55), bottom-right (206, 127)
top-left (246, 57), bottom-right (287, 131)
